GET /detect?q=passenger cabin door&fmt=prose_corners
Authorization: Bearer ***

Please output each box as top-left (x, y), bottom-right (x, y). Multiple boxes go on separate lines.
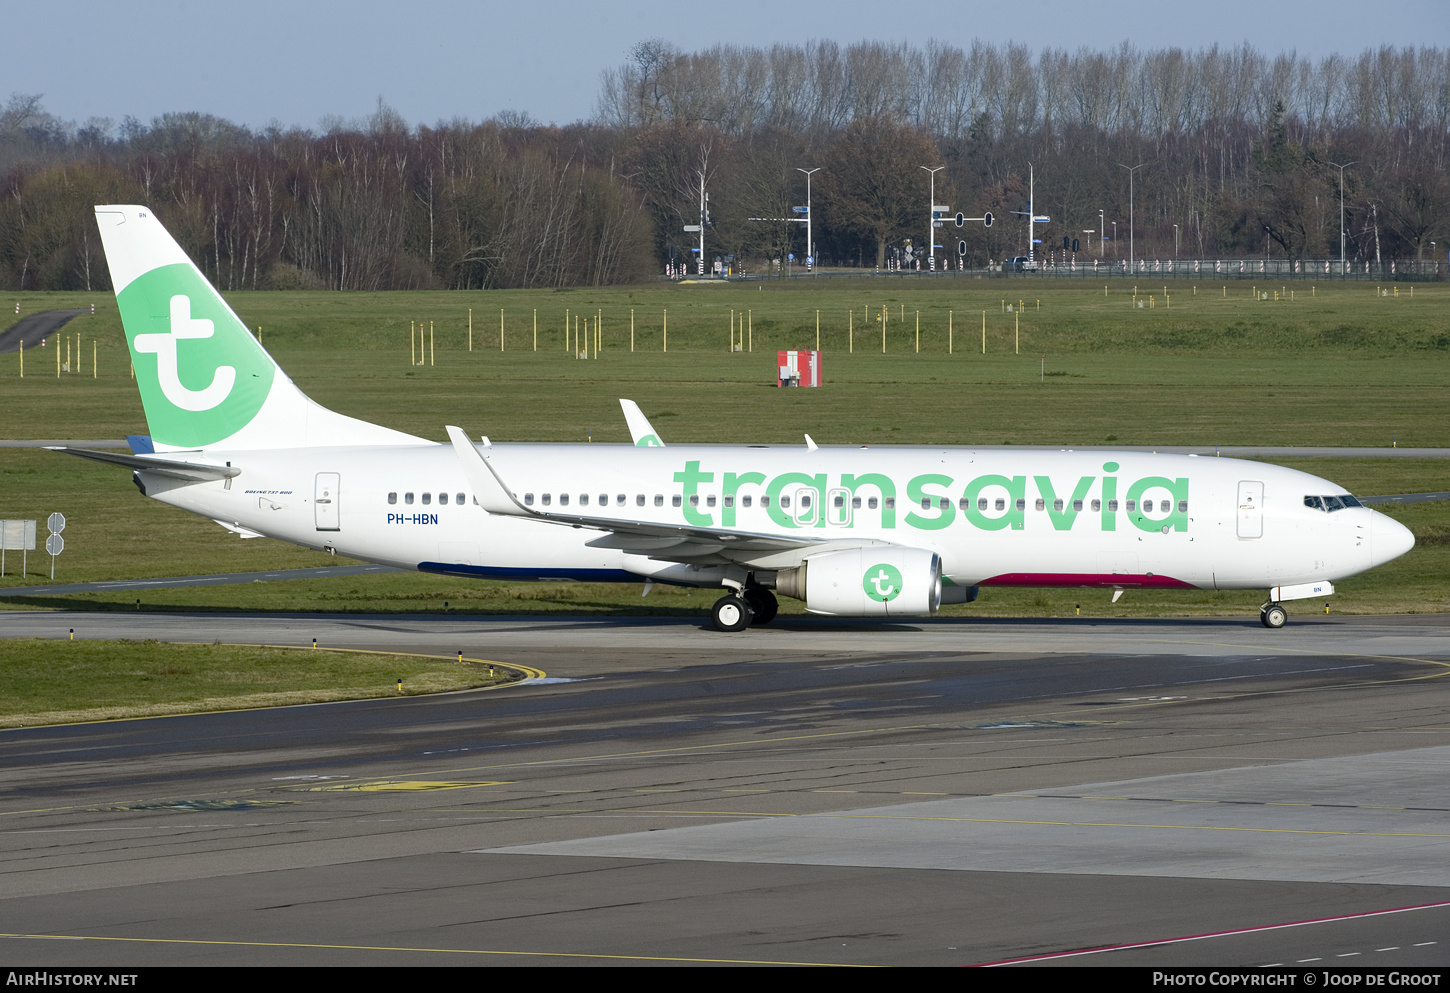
top-left (315, 473), bottom-right (340, 531)
top-left (784, 485), bottom-right (819, 527)
top-left (1236, 480), bottom-right (1263, 539)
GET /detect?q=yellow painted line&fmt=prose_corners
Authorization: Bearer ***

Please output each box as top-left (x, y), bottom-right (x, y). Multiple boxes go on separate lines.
top-left (0, 932), bottom-right (867, 967)
top-left (223, 643), bottom-right (546, 683)
top-left (0, 646), bottom-right (540, 734)
top-left (1127, 639), bottom-right (1450, 684)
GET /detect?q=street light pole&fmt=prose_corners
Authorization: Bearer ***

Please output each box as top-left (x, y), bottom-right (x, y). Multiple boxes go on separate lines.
top-left (1329, 160), bottom-right (1355, 275)
top-left (1117, 161), bottom-right (1146, 267)
top-left (796, 167), bottom-right (820, 269)
top-left (921, 165), bottom-right (945, 265)
top-left (1099, 209), bottom-right (1105, 256)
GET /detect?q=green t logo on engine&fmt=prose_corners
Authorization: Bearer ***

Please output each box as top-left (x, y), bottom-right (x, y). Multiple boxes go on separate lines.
top-left (863, 563), bottom-right (904, 602)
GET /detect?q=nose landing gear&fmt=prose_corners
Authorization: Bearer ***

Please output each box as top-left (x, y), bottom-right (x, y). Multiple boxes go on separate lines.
top-left (1260, 601), bottom-right (1287, 629)
top-left (711, 594), bottom-right (754, 632)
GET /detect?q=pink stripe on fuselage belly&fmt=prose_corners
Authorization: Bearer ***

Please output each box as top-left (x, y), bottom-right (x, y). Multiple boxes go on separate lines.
top-left (980, 572), bottom-right (1198, 589)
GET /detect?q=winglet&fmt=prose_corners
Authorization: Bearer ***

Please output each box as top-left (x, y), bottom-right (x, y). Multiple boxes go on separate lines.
top-left (804, 434), bottom-right (819, 452)
top-left (445, 426), bottom-right (525, 516)
top-left (620, 399), bottom-right (666, 447)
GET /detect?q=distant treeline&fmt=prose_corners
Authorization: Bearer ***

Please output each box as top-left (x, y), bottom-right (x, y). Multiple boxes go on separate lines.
top-left (2, 40), bottom-right (1446, 291)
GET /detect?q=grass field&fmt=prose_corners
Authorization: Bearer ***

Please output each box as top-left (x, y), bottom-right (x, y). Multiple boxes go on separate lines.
top-left (0, 639), bottom-right (512, 728)
top-left (2, 277), bottom-right (1447, 619)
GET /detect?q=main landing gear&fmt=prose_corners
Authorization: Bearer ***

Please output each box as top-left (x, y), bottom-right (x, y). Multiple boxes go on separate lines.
top-left (711, 587), bottom-right (779, 632)
top-left (743, 587), bottom-right (778, 625)
top-left (1260, 601), bottom-right (1287, 629)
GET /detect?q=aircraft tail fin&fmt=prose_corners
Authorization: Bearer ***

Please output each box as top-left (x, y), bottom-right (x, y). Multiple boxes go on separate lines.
top-left (94, 205), bottom-right (424, 452)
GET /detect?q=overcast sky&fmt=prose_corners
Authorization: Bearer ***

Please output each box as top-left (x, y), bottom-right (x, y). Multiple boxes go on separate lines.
top-left (8, 1), bottom-right (1448, 131)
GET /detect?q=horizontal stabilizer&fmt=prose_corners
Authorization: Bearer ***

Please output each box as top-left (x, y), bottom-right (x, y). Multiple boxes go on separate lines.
top-left (50, 447), bottom-right (240, 482)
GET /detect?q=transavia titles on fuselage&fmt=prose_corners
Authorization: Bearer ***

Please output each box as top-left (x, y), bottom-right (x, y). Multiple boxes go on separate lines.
top-left (61, 205), bottom-right (1414, 632)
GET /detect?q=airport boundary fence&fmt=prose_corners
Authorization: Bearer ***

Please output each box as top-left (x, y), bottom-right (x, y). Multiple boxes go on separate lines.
top-left (719, 258), bottom-right (1448, 283)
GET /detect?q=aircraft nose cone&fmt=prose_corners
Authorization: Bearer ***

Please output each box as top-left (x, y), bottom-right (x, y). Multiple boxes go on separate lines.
top-left (1371, 512), bottom-right (1415, 566)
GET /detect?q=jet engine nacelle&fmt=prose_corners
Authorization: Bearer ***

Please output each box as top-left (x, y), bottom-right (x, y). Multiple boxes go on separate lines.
top-left (776, 546), bottom-right (942, 616)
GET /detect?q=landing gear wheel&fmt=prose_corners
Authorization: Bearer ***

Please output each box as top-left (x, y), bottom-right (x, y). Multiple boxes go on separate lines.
top-left (711, 594), bottom-right (755, 632)
top-left (1260, 602), bottom-right (1287, 629)
top-left (743, 588), bottom-right (778, 626)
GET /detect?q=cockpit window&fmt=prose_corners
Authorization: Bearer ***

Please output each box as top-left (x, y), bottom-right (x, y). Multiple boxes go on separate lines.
top-left (1305, 494), bottom-right (1359, 512)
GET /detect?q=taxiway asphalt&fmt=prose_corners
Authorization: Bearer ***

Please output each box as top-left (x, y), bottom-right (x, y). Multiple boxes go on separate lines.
top-left (2, 612), bottom-right (1448, 967)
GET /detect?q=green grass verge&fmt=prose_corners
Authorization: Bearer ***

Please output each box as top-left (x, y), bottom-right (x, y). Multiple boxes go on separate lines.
top-left (0, 639), bottom-right (512, 728)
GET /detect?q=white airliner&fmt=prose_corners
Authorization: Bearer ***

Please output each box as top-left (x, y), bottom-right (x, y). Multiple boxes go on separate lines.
top-left (64, 205), bottom-right (1415, 632)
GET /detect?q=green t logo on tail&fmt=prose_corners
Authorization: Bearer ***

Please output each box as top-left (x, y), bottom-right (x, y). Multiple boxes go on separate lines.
top-left (118, 263), bottom-right (274, 448)
top-left (863, 563), bottom-right (904, 602)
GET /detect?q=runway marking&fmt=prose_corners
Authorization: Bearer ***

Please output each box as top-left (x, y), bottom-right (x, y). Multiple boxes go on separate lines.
top-left (461, 807), bottom-right (1450, 839)
top-left (1007, 793), bottom-right (1449, 813)
top-left (974, 899), bottom-right (1450, 965)
top-left (0, 932), bottom-right (869, 966)
top-left (798, 813), bottom-right (1450, 838)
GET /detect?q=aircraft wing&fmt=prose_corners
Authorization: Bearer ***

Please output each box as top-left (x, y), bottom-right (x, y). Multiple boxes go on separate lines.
top-left (446, 426), bottom-right (856, 564)
top-left (50, 446), bottom-right (241, 482)
top-left (619, 399), bottom-right (666, 447)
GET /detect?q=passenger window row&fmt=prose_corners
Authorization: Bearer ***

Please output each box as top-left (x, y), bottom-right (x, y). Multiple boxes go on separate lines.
top-left (505, 491), bottom-right (1188, 515)
top-left (388, 491), bottom-right (467, 506)
top-left (516, 492), bottom-right (900, 511)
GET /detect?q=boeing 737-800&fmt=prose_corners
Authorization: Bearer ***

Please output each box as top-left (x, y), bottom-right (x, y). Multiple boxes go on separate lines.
top-left (61, 205), bottom-right (1415, 631)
